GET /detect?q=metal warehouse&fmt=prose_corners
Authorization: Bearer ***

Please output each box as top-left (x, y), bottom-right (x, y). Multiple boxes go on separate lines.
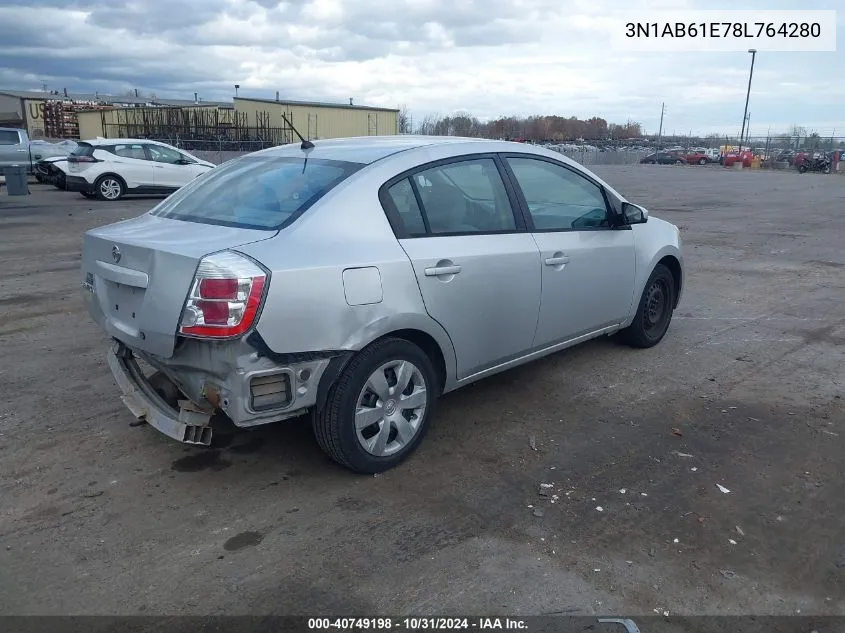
top-left (232, 96), bottom-right (399, 139)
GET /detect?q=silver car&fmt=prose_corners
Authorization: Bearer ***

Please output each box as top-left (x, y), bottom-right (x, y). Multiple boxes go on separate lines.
top-left (82, 136), bottom-right (683, 473)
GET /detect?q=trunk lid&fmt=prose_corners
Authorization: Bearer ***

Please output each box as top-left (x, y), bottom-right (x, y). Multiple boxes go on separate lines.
top-left (82, 213), bottom-right (275, 358)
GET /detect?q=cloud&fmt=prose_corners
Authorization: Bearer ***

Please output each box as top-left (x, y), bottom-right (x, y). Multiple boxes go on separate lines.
top-left (0, 0), bottom-right (842, 134)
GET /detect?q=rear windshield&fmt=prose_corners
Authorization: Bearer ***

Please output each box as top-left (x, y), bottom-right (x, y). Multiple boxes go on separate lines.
top-left (71, 142), bottom-right (95, 157)
top-left (151, 156), bottom-right (363, 230)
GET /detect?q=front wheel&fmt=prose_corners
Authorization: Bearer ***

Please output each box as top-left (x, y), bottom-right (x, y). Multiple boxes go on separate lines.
top-left (675, 159), bottom-right (683, 165)
top-left (823, 165), bottom-right (831, 174)
top-left (798, 164), bottom-right (808, 174)
top-left (698, 158), bottom-right (707, 165)
top-left (95, 175), bottom-right (125, 201)
top-left (313, 338), bottom-right (438, 473)
top-left (621, 264), bottom-right (676, 348)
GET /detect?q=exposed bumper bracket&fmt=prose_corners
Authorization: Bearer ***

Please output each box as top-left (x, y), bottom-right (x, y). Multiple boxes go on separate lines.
top-left (108, 343), bottom-right (213, 446)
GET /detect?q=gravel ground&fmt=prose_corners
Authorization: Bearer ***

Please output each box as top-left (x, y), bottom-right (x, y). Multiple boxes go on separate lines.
top-left (0, 166), bottom-right (843, 617)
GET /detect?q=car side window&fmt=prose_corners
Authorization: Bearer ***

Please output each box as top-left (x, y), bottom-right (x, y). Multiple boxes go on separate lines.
top-left (146, 145), bottom-right (183, 164)
top-left (385, 178), bottom-right (427, 236)
top-left (409, 158), bottom-right (516, 235)
top-left (0, 130), bottom-right (20, 144)
top-left (506, 157), bottom-right (610, 231)
top-left (113, 144), bottom-right (147, 160)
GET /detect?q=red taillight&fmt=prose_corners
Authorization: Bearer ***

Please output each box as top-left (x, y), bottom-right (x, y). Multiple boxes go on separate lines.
top-left (199, 278), bottom-right (238, 299)
top-left (179, 252), bottom-right (268, 339)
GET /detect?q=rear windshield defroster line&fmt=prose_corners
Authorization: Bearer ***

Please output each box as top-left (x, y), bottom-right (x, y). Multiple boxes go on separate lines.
top-left (151, 156), bottom-right (364, 231)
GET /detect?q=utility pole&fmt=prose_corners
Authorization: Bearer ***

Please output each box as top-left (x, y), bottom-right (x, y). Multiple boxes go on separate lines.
top-left (657, 102), bottom-right (665, 151)
top-left (738, 48), bottom-right (757, 153)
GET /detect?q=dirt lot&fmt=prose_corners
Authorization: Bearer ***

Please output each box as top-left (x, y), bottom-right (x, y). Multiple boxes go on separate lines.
top-left (1, 167), bottom-right (843, 617)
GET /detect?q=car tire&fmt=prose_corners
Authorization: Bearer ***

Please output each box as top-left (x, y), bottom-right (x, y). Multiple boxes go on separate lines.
top-left (313, 337), bottom-right (438, 473)
top-left (621, 264), bottom-right (676, 349)
top-left (798, 164), bottom-right (807, 174)
top-left (95, 175), bottom-right (126, 201)
top-left (698, 158), bottom-right (707, 165)
top-left (675, 159), bottom-right (683, 165)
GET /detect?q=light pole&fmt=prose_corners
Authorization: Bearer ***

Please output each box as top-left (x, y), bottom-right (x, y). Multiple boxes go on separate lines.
top-left (738, 48), bottom-right (756, 153)
top-left (234, 84), bottom-right (240, 97)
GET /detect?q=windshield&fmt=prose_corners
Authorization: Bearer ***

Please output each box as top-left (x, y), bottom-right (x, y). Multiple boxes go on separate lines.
top-left (151, 155), bottom-right (364, 230)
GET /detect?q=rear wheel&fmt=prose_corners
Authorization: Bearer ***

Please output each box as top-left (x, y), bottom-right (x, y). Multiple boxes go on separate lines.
top-left (621, 264), bottom-right (676, 348)
top-left (313, 338), bottom-right (438, 473)
top-left (675, 159), bottom-right (683, 165)
top-left (798, 164), bottom-right (807, 174)
top-left (698, 158), bottom-right (707, 165)
top-left (95, 175), bottom-right (125, 201)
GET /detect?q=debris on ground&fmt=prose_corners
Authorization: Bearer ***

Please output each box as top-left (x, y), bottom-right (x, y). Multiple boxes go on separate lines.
top-left (697, 517), bottom-right (706, 524)
top-left (648, 548), bottom-right (656, 557)
top-left (596, 506), bottom-right (604, 512)
top-left (533, 508), bottom-right (544, 517)
top-left (729, 539), bottom-right (737, 545)
top-left (538, 483), bottom-right (554, 497)
top-left (641, 492), bottom-right (648, 497)
top-left (691, 467), bottom-right (698, 472)
top-left (671, 427), bottom-right (683, 437)
top-left (529, 435), bottom-right (537, 451)
top-left (735, 526), bottom-right (745, 536)
top-left (619, 488), bottom-right (627, 494)
top-left (720, 570), bottom-right (737, 579)
top-left (674, 451), bottom-right (694, 458)
top-left (716, 484), bottom-right (731, 494)
top-left (673, 538), bottom-right (680, 543)
top-left (748, 417), bottom-right (760, 422)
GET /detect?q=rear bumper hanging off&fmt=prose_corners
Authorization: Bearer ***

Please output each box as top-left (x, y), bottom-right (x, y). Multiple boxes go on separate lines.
top-left (107, 342), bottom-right (214, 446)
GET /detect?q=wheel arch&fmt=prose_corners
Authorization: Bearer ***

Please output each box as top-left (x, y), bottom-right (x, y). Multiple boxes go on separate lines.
top-left (96, 172), bottom-right (128, 189)
top-left (657, 254), bottom-right (683, 308)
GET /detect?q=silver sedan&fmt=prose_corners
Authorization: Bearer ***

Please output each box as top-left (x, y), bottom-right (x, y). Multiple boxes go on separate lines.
top-left (82, 136), bottom-right (683, 473)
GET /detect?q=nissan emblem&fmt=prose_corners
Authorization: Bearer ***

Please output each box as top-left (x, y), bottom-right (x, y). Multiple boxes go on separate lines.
top-left (111, 245), bottom-right (121, 263)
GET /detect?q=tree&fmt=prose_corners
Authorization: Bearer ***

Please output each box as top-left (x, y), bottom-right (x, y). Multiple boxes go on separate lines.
top-left (398, 105), bottom-right (412, 134)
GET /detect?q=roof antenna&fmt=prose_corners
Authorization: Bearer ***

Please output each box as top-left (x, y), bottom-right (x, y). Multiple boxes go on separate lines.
top-left (281, 112), bottom-right (314, 150)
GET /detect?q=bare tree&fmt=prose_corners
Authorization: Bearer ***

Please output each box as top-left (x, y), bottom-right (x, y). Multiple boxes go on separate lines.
top-left (398, 105), bottom-right (412, 134)
top-left (416, 113), bottom-right (441, 136)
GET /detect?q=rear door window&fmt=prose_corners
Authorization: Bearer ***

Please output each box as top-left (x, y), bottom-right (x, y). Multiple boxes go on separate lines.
top-left (151, 156), bottom-right (363, 230)
top-left (112, 144), bottom-right (147, 160)
top-left (0, 130), bottom-right (20, 144)
top-left (410, 158), bottom-right (517, 234)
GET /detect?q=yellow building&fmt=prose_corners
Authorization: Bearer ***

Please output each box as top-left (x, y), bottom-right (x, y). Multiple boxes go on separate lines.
top-left (233, 97), bottom-right (399, 140)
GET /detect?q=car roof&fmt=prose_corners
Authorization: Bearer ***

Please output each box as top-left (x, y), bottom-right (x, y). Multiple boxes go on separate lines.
top-left (82, 138), bottom-right (171, 146)
top-left (254, 135), bottom-right (514, 165)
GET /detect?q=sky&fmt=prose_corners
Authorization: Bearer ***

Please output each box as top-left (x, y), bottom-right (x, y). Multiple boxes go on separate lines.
top-left (0, 0), bottom-right (842, 136)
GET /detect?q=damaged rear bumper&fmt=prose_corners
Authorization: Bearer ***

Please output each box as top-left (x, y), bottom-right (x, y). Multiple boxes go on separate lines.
top-left (108, 342), bottom-right (215, 445)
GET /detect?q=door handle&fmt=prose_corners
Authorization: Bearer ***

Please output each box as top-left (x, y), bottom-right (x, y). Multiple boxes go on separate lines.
top-left (424, 265), bottom-right (461, 277)
top-left (544, 255), bottom-right (570, 266)
top-left (15, 148), bottom-right (27, 152)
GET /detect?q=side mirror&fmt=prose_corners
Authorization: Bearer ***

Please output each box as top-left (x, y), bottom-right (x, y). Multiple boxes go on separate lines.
top-left (621, 202), bottom-right (648, 225)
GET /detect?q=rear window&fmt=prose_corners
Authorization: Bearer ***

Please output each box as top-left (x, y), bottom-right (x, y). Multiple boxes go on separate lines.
top-left (71, 142), bottom-right (95, 157)
top-left (151, 156), bottom-right (363, 230)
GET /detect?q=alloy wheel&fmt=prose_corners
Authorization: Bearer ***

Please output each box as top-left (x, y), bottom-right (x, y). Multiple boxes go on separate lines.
top-left (99, 178), bottom-right (122, 200)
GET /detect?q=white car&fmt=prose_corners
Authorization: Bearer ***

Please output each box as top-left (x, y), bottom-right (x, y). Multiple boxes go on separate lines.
top-left (65, 139), bottom-right (215, 201)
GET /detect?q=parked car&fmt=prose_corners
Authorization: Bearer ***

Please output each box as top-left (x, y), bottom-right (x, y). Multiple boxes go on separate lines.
top-left (681, 151), bottom-right (711, 165)
top-left (81, 136), bottom-right (684, 473)
top-left (65, 138), bottom-right (215, 201)
top-left (640, 152), bottom-right (687, 165)
top-left (0, 128), bottom-right (76, 172)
